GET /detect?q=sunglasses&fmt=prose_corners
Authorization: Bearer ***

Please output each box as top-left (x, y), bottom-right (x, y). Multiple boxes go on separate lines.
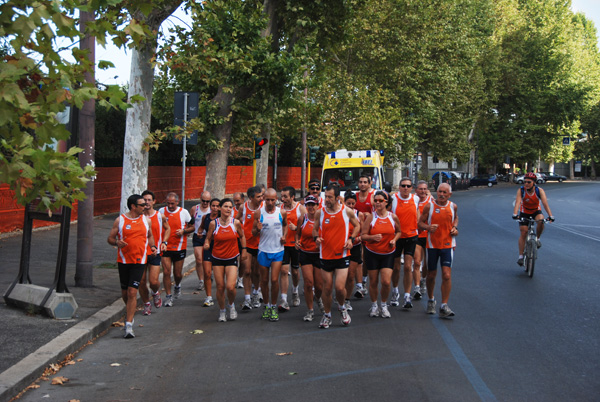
top-left (136, 203), bottom-right (147, 207)
top-left (201, 199), bottom-right (210, 203)
top-left (400, 184), bottom-right (412, 188)
top-left (309, 186), bottom-right (320, 190)
top-left (524, 180), bottom-right (534, 184)
top-left (374, 199), bottom-right (386, 203)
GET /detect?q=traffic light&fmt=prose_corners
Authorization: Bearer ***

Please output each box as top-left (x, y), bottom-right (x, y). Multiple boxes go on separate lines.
top-left (254, 137), bottom-right (268, 159)
top-left (309, 145), bottom-right (320, 162)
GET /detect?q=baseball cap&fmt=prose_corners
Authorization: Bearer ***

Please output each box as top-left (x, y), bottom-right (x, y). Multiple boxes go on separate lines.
top-left (304, 195), bottom-right (318, 204)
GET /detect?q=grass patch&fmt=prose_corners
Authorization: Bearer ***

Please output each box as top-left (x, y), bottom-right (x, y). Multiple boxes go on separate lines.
top-left (95, 262), bottom-right (117, 269)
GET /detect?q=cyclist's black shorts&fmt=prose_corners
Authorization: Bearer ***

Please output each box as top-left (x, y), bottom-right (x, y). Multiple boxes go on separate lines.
top-left (519, 211), bottom-right (542, 226)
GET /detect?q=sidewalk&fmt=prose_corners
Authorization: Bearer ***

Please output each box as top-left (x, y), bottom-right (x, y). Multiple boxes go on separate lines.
top-left (0, 201), bottom-right (198, 402)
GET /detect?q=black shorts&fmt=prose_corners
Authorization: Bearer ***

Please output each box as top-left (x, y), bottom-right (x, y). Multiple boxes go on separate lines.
top-left (416, 237), bottom-right (427, 249)
top-left (364, 248), bottom-right (394, 271)
top-left (283, 246), bottom-right (300, 268)
top-left (163, 250), bottom-right (187, 262)
top-left (147, 254), bottom-right (161, 266)
top-left (320, 257), bottom-right (350, 273)
top-left (395, 236), bottom-right (418, 258)
top-left (298, 250), bottom-right (321, 268)
top-left (118, 263), bottom-right (145, 290)
top-left (519, 211), bottom-right (543, 226)
top-left (211, 256), bottom-right (239, 267)
top-left (247, 247), bottom-right (259, 257)
top-left (349, 243), bottom-right (363, 264)
top-left (192, 234), bottom-right (205, 248)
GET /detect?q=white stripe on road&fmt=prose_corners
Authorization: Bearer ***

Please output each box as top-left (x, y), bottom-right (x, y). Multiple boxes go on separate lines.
top-left (551, 223), bottom-right (600, 243)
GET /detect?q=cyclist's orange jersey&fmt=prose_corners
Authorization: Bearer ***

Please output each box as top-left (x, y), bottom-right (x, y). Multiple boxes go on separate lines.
top-left (241, 201), bottom-right (262, 249)
top-left (355, 190), bottom-right (374, 214)
top-left (284, 203), bottom-right (301, 247)
top-left (418, 195), bottom-right (432, 239)
top-left (117, 214), bottom-right (150, 264)
top-left (392, 193), bottom-right (419, 238)
top-left (426, 201), bottom-right (456, 249)
top-left (146, 210), bottom-right (164, 256)
top-left (520, 187), bottom-right (541, 214)
top-left (364, 212), bottom-right (396, 255)
top-left (319, 204), bottom-right (350, 260)
top-left (211, 218), bottom-right (240, 260)
top-left (159, 206), bottom-right (191, 251)
top-left (298, 217), bottom-right (318, 253)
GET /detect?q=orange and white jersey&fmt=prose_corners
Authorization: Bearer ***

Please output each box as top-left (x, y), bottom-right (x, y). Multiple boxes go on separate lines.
top-left (159, 206), bottom-right (191, 251)
top-left (427, 201), bottom-right (456, 249)
top-left (117, 214), bottom-right (150, 264)
top-left (418, 195), bottom-right (432, 239)
top-left (391, 193), bottom-right (419, 238)
top-left (284, 203), bottom-right (302, 247)
top-left (354, 190), bottom-right (374, 214)
top-left (365, 212), bottom-right (396, 255)
top-left (241, 201), bottom-right (262, 249)
top-left (298, 217), bottom-right (319, 253)
top-left (520, 187), bottom-right (541, 214)
top-left (211, 218), bottom-right (240, 260)
top-left (319, 204), bottom-right (350, 260)
top-left (146, 210), bottom-right (164, 256)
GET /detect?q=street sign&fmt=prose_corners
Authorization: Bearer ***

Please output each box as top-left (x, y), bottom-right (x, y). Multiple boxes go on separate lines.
top-left (562, 137), bottom-right (570, 146)
top-left (174, 92), bottom-right (199, 145)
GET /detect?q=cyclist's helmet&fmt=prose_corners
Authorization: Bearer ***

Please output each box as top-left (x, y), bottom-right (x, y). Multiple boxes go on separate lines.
top-left (524, 172), bottom-right (537, 181)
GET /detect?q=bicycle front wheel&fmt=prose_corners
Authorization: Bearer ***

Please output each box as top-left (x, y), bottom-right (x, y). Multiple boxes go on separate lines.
top-left (526, 239), bottom-right (536, 278)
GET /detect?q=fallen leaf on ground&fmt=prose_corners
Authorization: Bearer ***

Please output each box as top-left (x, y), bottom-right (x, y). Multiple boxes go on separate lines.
top-left (26, 384), bottom-right (40, 390)
top-left (110, 363), bottom-right (121, 367)
top-left (288, 372), bottom-right (297, 375)
top-left (139, 324), bottom-right (144, 327)
top-left (77, 359), bottom-right (83, 362)
top-left (190, 330), bottom-right (204, 334)
top-left (111, 321), bottom-right (125, 327)
top-left (276, 352), bottom-right (293, 356)
top-left (64, 361), bottom-right (76, 365)
top-left (68, 400), bottom-right (80, 402)
top-left (51, 376), bottom-right (69, 385)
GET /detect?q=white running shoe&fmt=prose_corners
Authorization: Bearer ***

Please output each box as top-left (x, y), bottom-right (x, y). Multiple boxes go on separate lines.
top-left (340, 308), bottom-right (351, 326)
top-left (229, 306), bottom-right (238, 320)
top-left (369, 305), bottom-right (380, 317)
top-left (218, 310), bottom-right (227, 322)
top-left (380, 304), bottom-right (391, 318)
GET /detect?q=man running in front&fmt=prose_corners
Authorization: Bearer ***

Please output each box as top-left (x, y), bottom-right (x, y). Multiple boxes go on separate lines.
top-left (418, 182), bottom-right (458, 318)
top-left (313, 184), bottom-right (361, 329)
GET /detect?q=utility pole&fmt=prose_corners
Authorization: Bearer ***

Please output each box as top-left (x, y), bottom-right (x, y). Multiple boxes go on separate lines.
top-left (75, 9), bottom-right (95, 287)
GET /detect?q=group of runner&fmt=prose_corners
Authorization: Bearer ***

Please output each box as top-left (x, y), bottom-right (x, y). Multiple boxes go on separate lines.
top-left (108, 176), bottom-right (459, 338)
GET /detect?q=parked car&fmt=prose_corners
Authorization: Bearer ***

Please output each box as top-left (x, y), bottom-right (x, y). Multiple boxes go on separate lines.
top-left (541, 172), bottom-right (567, 182)
top-left (469, 174), bottom-right (498, 187)
top-left (513, 173), bottom-right (545, 184)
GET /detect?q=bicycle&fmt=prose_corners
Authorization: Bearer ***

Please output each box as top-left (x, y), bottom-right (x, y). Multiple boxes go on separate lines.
top-left (518, 217), bottom-right (549, 278)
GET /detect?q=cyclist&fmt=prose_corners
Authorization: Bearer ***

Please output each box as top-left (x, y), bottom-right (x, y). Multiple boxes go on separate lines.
top-left (512, 172), bottom-right (555, 266)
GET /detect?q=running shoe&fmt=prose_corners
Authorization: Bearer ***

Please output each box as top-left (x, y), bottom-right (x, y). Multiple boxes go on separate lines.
top-left (292, 292), bottom-right (300, 307)
top-left (413, 288), bottom-right (422, 301)
top-left (420, 277), bottom-right (427, 292)
top-left (218, 310), bottom-right (227, 322)
top-left (303, 310), bottom-right (315, 322)
top-left (229, 306), bottom-right (238, 321)
top-left (242, 299), bottom-right (253, 311)
top-left (380, 304), bottom-right (391, 318)
top-left (258, 290), bottom-right (264, 303)
top-left (164, 295), bottom-right (173, 307)
top-left (340, 308), bottom-right (351, 326)
top-left (174, 285), bottom-right (182, 299)
top-left (262, 306), bottom-right (271, 320)
top-left (354, 285), bottom-right (365, 299)
top-left (344, 299), bottom-right (353, 311)
top-left (319, 314), bottom-right (332, 329)
top-left (143, 302), bottom-right (152, 316)
top-left (426, 299), bottom-right (436, 315)
top-left (153, 292), bottom-right (162, 308)
top-left (278, 300), bottom-right (290, 312)
top-left (203, 296), bottom-right (214, 307)
top-left (124, 323), bottom-right (135, 339)
top-left (317, 298), bottom-right (325, 314)
top-left (439, 305), bottom-right (455, 318)
top-left (402, 295), bottom-right (413, 309)
top-left (252, 294), bottom-right (261, 308)
top-left (369, 305), bottom-right (380, 317)
top-left (269, 307), bottom-right (279, 322)
top-left (197, 280), bottom-right (205, 291)
top-left (536, 239), bottom-right (542, 249)
top-left (517, 257), bottom-right (524, 266)
top-left (236, 278), bottom-right (244, 288)
top-left (390, 291), bottom-right (400, 307)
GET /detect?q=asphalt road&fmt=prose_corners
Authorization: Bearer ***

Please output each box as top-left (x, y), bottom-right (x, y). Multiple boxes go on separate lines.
top-left (16, 182), bottom-right (600, 401)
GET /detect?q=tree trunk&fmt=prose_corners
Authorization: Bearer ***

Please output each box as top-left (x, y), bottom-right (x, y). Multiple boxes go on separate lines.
top-left (204, 86), bottom-right (235, 199)
top-left (119, 4), bottom-right (182, 213)
top-left (256, 124), bottom-right (271, 187)
top-left (569, 159), bottom-right (575, 179)
top-left (421, 148), bottom-right (430, 185)
top-left (590, 159), bottom-right (596, 179)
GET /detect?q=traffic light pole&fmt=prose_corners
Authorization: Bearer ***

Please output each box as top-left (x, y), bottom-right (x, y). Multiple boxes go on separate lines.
top-left (181, 93), bottom-right (188, 208)
top-left (252, 138), bottom-right (256, 186)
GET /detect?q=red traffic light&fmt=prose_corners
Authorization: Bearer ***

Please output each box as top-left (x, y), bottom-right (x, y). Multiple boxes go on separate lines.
top-left (257, 138), bottom-right (268, 147)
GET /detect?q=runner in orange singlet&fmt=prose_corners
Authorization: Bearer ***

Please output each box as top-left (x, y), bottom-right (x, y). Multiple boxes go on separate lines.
top-left (343, 191), bottom-right (365, 312)
top-left (107, 194), bottom-right (156, 338)
top-left (280, 186), bottom-right (305, 311)
top-left (418, 183), bottom-right (458, 318)
top-left (414, 181), bottom-right (432, 298)
top-left (353, 175), bottom-right (373, 297)
top-left (232, 192), bottom-right (246, 289)
top-left (362, 191), bottom-right (402, 318)
top-left (313, 185), bottom-right (361, 329)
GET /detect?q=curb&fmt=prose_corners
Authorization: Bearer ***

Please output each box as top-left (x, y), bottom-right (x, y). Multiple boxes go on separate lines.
top-left (0, 254), bottom-right (196, 402)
